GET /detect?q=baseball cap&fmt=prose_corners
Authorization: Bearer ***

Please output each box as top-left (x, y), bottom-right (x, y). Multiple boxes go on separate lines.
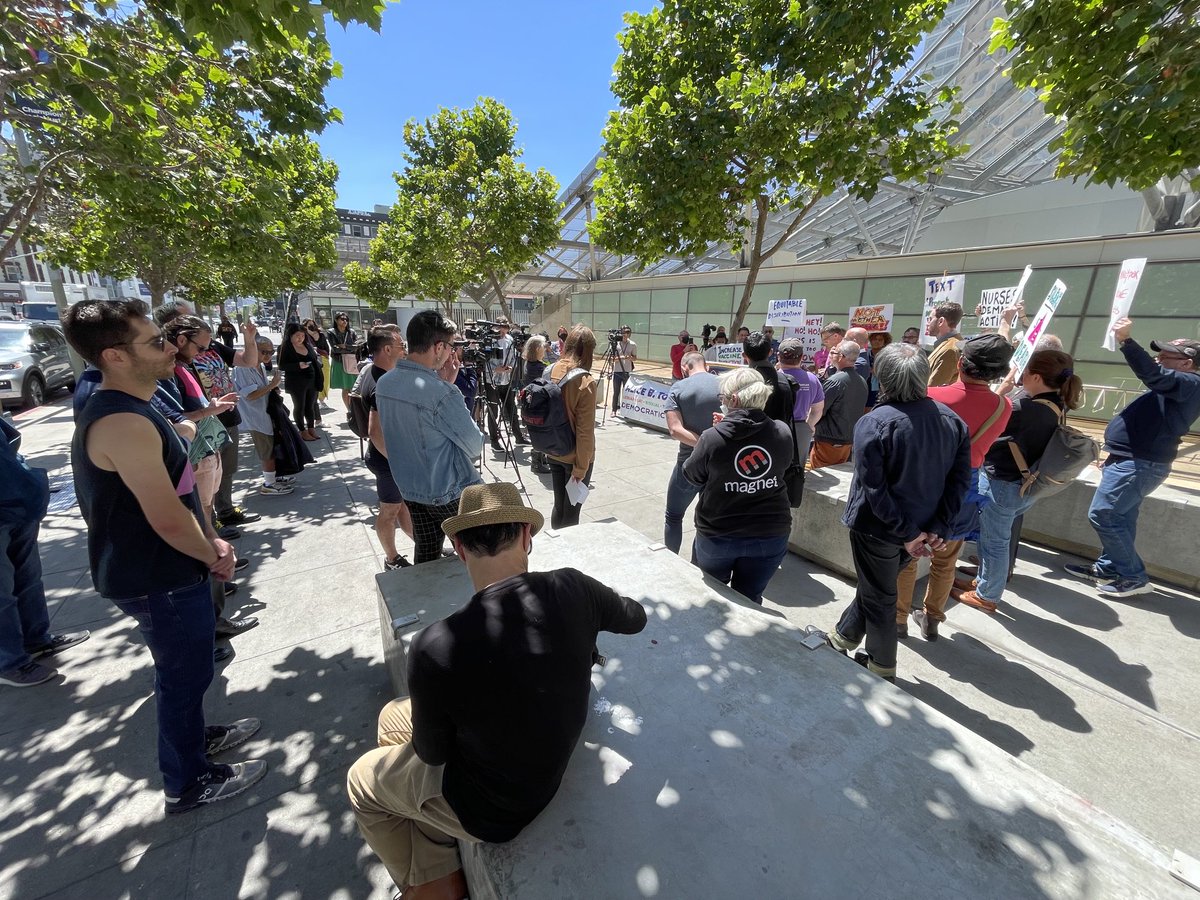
top-left (960, 333), bottom-right (1014, 380)
top-left (778, 338), bottom-right (804, 362)
top-left (1149, 339), bottom-right (1200, 362)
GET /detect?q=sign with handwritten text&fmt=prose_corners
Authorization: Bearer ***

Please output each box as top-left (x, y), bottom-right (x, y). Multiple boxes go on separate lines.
top-left (848, 304), bottom-right (893, 334)
top-left (978, 285), bottom-right (1021, 329)
top-left (1011, 279), bottom-right (1067, 377)
top-left (920, 274), bottom-right (965, 347)
top-left (764, 298), bottom-right (808, 327)
top-left (1102, 258), bottom-right (1148, 352)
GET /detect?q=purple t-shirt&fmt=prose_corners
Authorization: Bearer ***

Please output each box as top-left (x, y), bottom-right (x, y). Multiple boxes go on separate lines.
top-left (779, 366), bottom-right (825, 421)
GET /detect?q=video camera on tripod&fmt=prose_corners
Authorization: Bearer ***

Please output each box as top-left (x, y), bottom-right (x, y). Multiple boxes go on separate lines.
top-left (454, 320), bottom-right (531, 366)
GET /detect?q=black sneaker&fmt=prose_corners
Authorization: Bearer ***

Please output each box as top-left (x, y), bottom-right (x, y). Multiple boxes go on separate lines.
top-left (234, 557), bottom-right (249, 572)
top-left (218, 525), bottom-right (241, 540)
top-left (220, 508), bottom-right (262, 525)
top-left (205, 718), bottom-right (261, 756)
top-left (1064, 563), bottom-right (1116, 585)
top-left (29, 631), bottom-right (91, 659)
top-left (223, 582), bottom-right (239, 598)
top-left (0, 660), bottom-right (58, 687)
top-left (384, 555), bottom-right (412, 570)
top-left (164, 760), bottom-right (267, 815)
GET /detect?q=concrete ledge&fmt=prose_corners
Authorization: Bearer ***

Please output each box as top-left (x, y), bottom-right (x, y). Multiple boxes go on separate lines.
top-left (789, 464), bottom-right (1200, 591)
top-left (376, 521), bottom-right (1187, 898)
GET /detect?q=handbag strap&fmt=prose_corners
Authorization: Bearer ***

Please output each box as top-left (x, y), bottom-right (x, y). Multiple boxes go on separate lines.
top-left (970, 394), bottom-right (1007, 447)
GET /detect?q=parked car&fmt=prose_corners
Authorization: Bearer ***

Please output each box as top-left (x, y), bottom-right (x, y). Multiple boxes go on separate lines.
top-left (0, 321), bottom-right (75, 409)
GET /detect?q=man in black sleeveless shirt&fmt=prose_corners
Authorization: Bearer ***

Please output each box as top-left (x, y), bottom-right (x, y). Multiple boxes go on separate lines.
top-left (347, 483), bottom-right (647, 898)
top-left (64, 301), bottom-right (266, 815)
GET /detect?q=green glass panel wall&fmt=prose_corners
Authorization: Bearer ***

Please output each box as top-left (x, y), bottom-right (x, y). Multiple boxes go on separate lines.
top-left (1019, 267), bottom-right (1093, 317)
top-left (651, 288), bottom-right (689, 312)
top-left (619, 291), bottom-right (652, 332)
top-left (571, 293), bottom-right (593, 316)
top-left (788, 279), bottom-right (864, 323)
top-left (593, 292), bottom-right (620, 313)
top-left (860, 276), bottom-right (928, 334)
top-left (1089, 262), bottom-right (1200, 319)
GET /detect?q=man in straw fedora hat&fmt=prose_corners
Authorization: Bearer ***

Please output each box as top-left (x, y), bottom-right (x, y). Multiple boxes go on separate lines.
top-left (347, 483), bottom-right (647, 899)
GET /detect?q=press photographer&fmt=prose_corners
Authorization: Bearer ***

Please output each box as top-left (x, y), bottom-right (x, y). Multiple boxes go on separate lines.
top-left (462, 317), bottom-right (531, 454)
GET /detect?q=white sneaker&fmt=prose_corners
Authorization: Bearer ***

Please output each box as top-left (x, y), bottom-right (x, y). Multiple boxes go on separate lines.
top-left (276, 475), bottom-right (296, 485)
top-left (259, 482), bottom-right (294, 495)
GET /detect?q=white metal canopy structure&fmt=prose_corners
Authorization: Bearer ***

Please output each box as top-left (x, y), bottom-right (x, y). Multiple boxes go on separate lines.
top-left (499, 0), bottom-right (1062, 307)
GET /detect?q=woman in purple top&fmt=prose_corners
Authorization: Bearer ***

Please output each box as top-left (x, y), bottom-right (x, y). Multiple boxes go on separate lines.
top-left (776, 338), bottom-right (825, 458)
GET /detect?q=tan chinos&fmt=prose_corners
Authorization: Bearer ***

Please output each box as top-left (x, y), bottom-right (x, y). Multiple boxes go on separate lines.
top-left (346, 699), bottom-right (477, 888)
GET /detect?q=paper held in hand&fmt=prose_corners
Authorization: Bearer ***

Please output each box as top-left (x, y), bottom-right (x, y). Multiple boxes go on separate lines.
top-left (1102, 258), bottom-right (1148, 352)
top-left (565, 478), bottom-right (589, 507)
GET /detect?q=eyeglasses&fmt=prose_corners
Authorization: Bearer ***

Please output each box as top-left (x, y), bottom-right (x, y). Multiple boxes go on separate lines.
top-left (115, 334), bottom-right (168, 351)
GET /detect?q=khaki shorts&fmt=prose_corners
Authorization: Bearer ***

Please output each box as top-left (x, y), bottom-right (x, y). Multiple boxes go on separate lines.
top-left (250, 430), bottom-right (275, 464)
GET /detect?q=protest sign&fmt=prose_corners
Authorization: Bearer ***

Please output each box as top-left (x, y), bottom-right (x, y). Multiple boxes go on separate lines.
top-left (764, 298), bottom-right (808, 327)
top-left (782, 315), bottom-right (825, 360)
top-left (1010, 279), bottom-right (1067, 377)
top-left (715, 342), bottom-right (746, 365)
top-left (848, 304), bottom-right (893, 334)
top-left (920, 275), bottom-right (965, 347)
top-left (619, 375), bottom-right (672, 432)
top-left (978, 285), bottom-right (1021, 329)
top-left (1102, 258), bottom-right (1148, 352)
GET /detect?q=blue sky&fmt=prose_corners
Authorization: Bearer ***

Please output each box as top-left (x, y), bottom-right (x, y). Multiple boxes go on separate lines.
top-left (318, 1), bottom-right (657, 211)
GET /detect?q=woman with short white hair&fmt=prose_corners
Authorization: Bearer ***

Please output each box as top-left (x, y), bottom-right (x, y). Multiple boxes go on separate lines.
top-left (683, 366), bottom-right (794, 604)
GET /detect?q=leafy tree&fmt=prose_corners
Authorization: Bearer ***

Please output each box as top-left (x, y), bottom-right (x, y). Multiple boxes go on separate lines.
top-left (1, 0), bottom-right (374, 257)
top-left (991, 0), bottom-right (1200, 190)
top-left (35, 23), bottom-right (340, 309)
top-left (591, 0), bottom-right (963, 331)
top-left (346, 98), bottom-right (562, 321)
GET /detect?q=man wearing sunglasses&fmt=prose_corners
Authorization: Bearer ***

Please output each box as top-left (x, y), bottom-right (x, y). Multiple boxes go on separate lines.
top-left (64, 300), bottom-right (266, 814)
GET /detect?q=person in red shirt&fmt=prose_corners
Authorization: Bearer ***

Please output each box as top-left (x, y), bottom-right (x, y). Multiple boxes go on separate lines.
top-left (896, 334), bottom-right (1013, 640)
top-left (670, 330), bottom-right (697, 380)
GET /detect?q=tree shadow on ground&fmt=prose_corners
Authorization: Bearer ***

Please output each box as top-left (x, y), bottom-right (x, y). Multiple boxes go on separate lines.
top-left (472, 592), bottom-right (1159, 899)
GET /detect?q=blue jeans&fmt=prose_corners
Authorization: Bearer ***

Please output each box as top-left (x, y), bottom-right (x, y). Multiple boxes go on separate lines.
top-left (663, 460), bottom-right (701, 554)
top-left (976, 473), bottom-right (1037, 603)
top-left (112, 577), bottom-right (216, 796)
top-left (0, 520), bottom-right (52, 672)
top-left (1088, 457), bottom-right (1171, 583)
top-left (692, 532), bottom-right (789, 604)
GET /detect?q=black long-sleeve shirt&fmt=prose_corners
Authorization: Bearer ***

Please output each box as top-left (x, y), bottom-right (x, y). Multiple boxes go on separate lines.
top-left (841, 398), bottom-right (971, 544)
top-left (408, 568), bottom-right (647, 842)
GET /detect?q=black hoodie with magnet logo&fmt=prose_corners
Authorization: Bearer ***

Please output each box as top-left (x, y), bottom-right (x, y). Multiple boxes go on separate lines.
top-left (682, 408), bottom-right (794, 539)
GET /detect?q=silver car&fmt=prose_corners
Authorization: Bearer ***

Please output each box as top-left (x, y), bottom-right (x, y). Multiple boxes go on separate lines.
top-left (0, 321), bottom-right (75, 409)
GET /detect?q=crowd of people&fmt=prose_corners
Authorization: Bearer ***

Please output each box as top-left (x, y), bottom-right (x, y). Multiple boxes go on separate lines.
top-left (0, 293), bottom-right (1196, 898)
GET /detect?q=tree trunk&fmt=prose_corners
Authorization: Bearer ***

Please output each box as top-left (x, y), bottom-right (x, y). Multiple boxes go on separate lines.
top-left (488, 271), bottom-right (514, 322)
top-left (730, 195), bottom-right (771, 332)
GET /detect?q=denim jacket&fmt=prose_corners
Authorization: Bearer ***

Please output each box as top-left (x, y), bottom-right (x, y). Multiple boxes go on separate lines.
top-left (376, 359), bottom-right (484, 506)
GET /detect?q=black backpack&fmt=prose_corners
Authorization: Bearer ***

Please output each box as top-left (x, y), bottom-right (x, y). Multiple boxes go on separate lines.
top-left (518, 367), bottom-right (588, 457)
top-left (346, 391), bottom-right (371, 440)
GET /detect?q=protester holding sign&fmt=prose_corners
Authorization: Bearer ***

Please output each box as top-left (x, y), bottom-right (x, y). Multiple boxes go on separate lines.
top-left (545, 326), bottom-right (598, 530)
top-left (957, 349), bottom-right (1084, 614)
top-left (925, 302), bottom-right (964, 387)
top-left (1066, 318), bottom-right (1200, 598)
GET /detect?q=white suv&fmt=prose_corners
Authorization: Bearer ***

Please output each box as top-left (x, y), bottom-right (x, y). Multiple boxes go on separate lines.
top-left (0, 321), bottom-right (75, 409)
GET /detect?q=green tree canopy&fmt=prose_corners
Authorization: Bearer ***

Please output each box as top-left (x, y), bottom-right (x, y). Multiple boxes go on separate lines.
top-left (34, 20), bottom-right (340, 308)
top-left (991, 0), bottom-right (1200, 190)
top-left (346, 97), bottom-right (562, 321)
top-left (1, 0), bottom-right (378, 258)
top-left (591, 0), bottom-right (963, 330)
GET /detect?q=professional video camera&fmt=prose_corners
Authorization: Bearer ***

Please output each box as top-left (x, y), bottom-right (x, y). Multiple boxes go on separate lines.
top-left (607, 327), bottom-right (623, 348)
top-left (700, 322), bottom-right (718, 348)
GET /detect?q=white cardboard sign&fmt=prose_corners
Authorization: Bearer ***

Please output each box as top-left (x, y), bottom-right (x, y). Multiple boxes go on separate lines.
top-left (764, 298), bottom-right (808, 327)
top-left (1102, 258), bottom-right (1148, 352)
top-left (978, 285), bottom-right (1021, 329)
top-left (920, 275), bottom-right (965, 347)
top-left (782, 315), bottom-right (825, 360)
top-left (1011, 279), bottom-right (1067, 377)
top-left (715, 342), bottom-right (745, 365)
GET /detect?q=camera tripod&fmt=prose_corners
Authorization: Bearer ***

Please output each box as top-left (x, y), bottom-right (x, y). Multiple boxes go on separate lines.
top-left (470, 351), bottom-right (531, 501)
top-left (596, 334), bottom-right (624, 428)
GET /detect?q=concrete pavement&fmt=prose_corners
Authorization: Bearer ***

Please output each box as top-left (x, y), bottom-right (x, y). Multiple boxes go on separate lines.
top-left (1, 386), bottom-right (1197, 898)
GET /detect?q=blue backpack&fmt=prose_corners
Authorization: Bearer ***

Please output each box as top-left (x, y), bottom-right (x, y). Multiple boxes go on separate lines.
top-left (518, 367), bottom-right (587, 457)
